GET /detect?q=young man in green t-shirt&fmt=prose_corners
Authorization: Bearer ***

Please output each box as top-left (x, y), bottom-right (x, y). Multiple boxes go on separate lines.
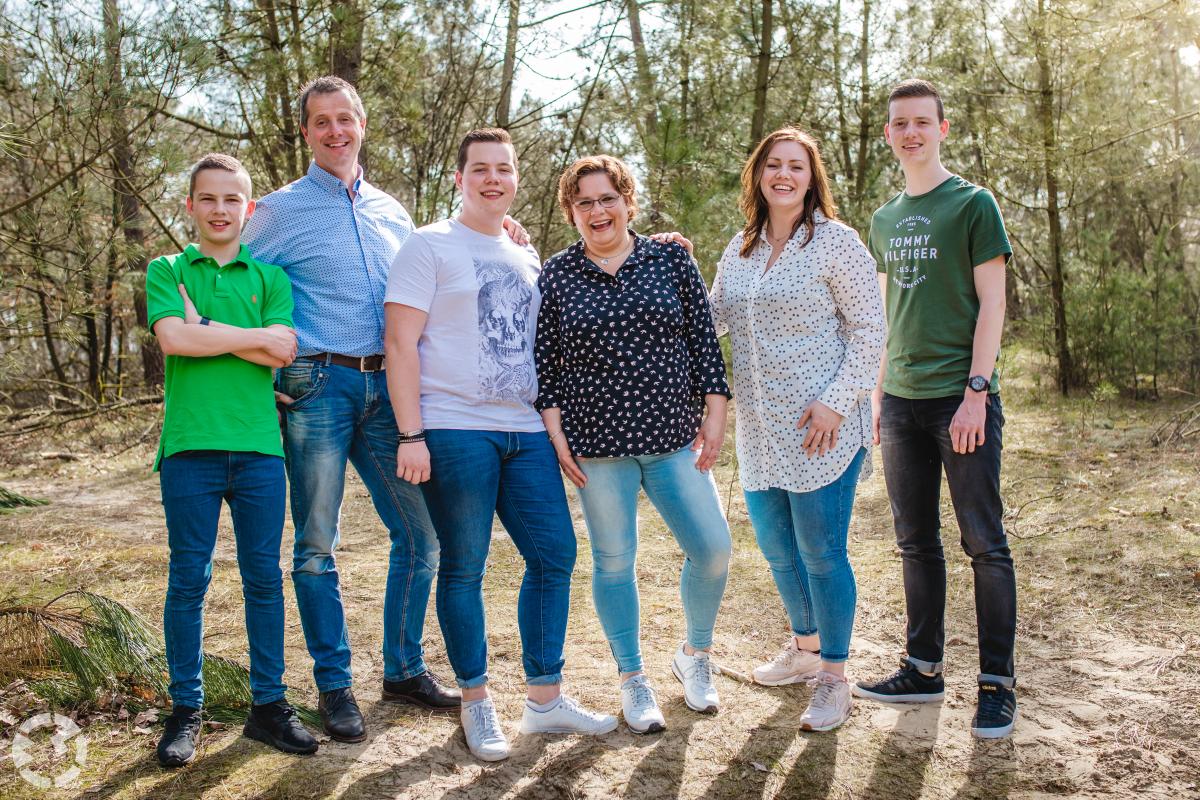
top-left (147, 154), bottom-right (318, 766)
top-left (852, 80), bottom-right (1018, 739)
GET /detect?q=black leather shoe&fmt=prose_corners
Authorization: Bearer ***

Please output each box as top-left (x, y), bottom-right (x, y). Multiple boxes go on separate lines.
top-left (243, 700), bottom-right (319, 754)
top-left (157, 706), bottom-right (201, 768)
top-left (381, 670), bottom-right (462, 711)
top-left (318, 688), bottom-right (366, 742)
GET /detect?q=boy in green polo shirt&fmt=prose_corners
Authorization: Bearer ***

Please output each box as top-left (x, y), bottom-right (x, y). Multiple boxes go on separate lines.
top-left (146, 153), bottom-right (317, 767)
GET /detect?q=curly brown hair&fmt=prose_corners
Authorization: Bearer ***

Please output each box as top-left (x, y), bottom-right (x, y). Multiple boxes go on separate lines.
top-left (556, 155), bottom-right (638, 225)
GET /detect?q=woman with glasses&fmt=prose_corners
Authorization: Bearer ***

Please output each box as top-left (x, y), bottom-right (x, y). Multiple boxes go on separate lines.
top-left (534, 155), bottom-right (733, 734)
top-left (709, 127), bottom-right (885, 732)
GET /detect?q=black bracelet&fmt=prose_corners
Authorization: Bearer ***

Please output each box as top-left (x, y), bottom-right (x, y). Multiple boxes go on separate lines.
top-left (396, 431), bottom-right (426, 444)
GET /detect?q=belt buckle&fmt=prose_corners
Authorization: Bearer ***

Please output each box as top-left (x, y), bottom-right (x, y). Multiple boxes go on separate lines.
top-left (359, 355), bottom-right (369, 372)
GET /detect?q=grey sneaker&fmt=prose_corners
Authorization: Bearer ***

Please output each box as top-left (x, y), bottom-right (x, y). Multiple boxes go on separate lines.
top-left (519, 694), bottom-right (618, 735)
top-left (620, 675), bottom-right (666, 734)
top-left (800, 671), bottom-right (853, 732)
top-left (461, 698), bottom-right (509, 761)
top-left (671, 644), bottom-right (720, 713)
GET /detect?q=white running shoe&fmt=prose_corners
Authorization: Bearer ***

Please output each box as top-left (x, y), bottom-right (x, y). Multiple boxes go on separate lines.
top-left (620, 675), bottom-right (666, 734)
top-left (671, 644), bottom-right (720, 713)
top-left (800, 671), bottom-right (853, 732)
top-left (461, 698), bottom-right (509, 761)
top-left (519, 694), bottom-right (618, 735)
top-left (753, 639), bottom-right (822, 686)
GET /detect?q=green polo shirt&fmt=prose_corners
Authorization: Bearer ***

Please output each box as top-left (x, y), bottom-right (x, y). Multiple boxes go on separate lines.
top-left (147, 244), bottom-right (294, 469)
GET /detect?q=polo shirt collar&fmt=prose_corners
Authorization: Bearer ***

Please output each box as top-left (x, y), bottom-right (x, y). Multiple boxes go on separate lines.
top-left (307, 161), bottom-right (364, 196)
top-left (183, 243), bottom-right (254, 268)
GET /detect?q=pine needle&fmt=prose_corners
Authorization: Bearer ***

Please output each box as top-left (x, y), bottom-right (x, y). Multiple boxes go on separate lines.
top-left (0, 486), bottom-right (48, 510)
top-left (0, 591), bottom-right (319, 724)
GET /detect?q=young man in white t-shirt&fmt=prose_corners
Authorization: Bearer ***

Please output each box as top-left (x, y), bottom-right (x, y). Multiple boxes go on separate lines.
top-left (383, 129), bottom-right (617, 762)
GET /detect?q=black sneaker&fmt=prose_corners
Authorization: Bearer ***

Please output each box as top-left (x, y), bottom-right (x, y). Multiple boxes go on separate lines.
top-left (243, 700), bottom-right (319, 755)
top-left (157, 706), bottom-right (201, 768)
top-left (852, 659), bottom-right (945, 703)
top-left (382, 670), bottom-right (461, 711)
top-left (318, 687), bottom-right (366, 742)
top-left (971, 681), bottom-right (1017, 739)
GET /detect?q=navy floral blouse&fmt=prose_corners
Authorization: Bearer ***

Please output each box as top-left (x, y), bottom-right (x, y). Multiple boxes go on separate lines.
top-left (535, 233), bottom-right (731, 458)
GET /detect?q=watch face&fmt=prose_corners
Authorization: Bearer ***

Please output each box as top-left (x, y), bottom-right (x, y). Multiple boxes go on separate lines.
top-left (969, 376), bottom-right (988, 392)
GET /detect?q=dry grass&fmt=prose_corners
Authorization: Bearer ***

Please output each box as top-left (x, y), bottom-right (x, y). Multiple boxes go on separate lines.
top-left (0, 376), bottom-right (1197, 799)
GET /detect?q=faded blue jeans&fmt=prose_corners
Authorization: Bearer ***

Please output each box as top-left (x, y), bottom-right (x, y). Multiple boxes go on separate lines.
top-left (160, 451), bottom-right (287, 708)
top-left (576, 444), bottom-right (732, 675)
top-left (420, 429), bottom-right (577, 689)
top-left (743, 448), bottom-right (866, 663)
top-left (277, 359), bottom-right (440, 691)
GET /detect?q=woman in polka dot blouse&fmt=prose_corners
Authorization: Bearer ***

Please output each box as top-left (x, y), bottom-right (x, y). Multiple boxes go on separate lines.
top-left (709, 127), bottom-right (886, 733)
top-left (534, 155), bottom-right (733, 733)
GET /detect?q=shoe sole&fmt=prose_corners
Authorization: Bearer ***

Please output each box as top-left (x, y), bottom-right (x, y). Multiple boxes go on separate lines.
top-left (157, 750), bottom-right (196, 769)
top-left (753, 673), bottom-right (818, 687)
top-left (626, 719), bottom-right (666, 735)
top-left (671, 662), bottom-right (719, 714)
top-left (850, 685), bottom-right (944, 704)
top-left (471, 747), bottom-right (510, 762)
top-left (242, 720), bottom-right (319, 755)
top-left (381, 689), bottom-right (461, 713)
top-left (322, 727), bottom-right (366, 744)
top-left (971, 710), bottom-right (1017, 739)
top-left (519, 717), bottom-right (620, 736)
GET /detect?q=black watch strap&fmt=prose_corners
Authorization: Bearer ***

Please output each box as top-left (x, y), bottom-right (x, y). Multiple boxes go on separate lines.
top-left (968, 375), bottom-right (990, 393)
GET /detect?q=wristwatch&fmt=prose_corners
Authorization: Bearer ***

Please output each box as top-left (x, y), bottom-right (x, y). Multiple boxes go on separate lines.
top-left (967, 375), bottom-right (990, 393)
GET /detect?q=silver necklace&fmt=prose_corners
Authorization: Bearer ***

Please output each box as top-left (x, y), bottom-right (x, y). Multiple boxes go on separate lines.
top-left (587, 236), bottom-right (634, 268)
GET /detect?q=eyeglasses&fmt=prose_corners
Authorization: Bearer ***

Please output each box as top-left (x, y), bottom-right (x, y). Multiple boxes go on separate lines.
top-left (572, 194), bottom-right (622, 212)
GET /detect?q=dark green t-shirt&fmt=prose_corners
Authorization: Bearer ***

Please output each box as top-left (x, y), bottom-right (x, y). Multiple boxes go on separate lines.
top-left (146, 244), bottom-right (294, 469)
top-left (868, 175), bottom-right (1011, 399)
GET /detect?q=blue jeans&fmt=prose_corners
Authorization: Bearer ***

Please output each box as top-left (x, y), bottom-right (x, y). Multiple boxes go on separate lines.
top-left (420, 429), bottom-right (576, 689)
top-left (277, 360), bottom-right (440, 691)
top-left (576, 445), bottom-right (732, 674)
top-left (880, 393), bottom-right (1015, 684)
top-left (743, 448), bottom-right (866, 663)
top-left (160, 451), bottom-right (287, 708)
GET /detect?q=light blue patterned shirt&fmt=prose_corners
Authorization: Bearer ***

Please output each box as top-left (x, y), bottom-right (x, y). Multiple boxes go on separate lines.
top-left (243, 161), bottom-right (413, 357)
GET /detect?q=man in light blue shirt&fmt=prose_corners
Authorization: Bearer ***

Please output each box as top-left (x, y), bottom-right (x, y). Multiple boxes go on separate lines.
top-left (244, 75), bottom-right (468, 741)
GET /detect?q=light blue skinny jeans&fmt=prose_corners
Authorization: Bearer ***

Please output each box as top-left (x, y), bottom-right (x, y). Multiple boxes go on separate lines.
top-left (742, 448), bottom-right (866, 663)
top-left (576, 444), bottom-right (732, 675)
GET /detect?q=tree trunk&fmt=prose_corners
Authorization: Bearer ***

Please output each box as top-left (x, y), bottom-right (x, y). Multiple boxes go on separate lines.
top-left (257, 0), bottom-right (300, 180)
top-left (497, 0), bottom-right (519, 127)
top-left (1035, 0), bottom-right (1072, 394)
top-left (103, 0), bottom-right (161, 388)
top-left (626, 0), bottom-right (659, 143)
top-left (749, 0), bottom-right (773, 148)
top-left (852, 0), bottom-right (871, 206)
top-left (832, 0), bottom-right (853, 181)
top-left (329, 0), bottom-right (365, 169)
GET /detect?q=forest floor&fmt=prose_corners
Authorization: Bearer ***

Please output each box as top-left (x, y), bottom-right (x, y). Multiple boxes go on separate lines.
top-left (0, 370), bottom-right (1197, 799)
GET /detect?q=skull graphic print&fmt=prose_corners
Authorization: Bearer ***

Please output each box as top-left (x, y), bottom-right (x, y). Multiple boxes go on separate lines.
top-left (475, 258), bottom-right (537, 403)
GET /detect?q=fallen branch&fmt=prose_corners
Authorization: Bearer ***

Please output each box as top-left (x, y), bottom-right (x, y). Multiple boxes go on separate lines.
top-left (0, 396), bottom-right (162, 438)
top-left (1151, 401), bottom-right (1200, 445)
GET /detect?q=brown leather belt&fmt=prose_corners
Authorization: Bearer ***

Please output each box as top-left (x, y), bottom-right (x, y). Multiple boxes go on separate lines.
top-left (303, 352), bottom-right (385, 371)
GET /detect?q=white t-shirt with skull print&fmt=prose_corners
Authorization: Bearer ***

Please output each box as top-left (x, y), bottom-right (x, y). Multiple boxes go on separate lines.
top-left (385, 217), bottom-right (544, 432)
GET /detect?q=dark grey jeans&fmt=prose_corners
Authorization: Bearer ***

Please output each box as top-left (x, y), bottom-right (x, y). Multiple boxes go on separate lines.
top-left (880, 392), bottom-right (1016, 684)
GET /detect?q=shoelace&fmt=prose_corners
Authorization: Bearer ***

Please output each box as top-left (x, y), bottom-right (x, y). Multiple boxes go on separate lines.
top-left (468, 702), bottom-right (502, 741)
top-left (977, 687), bottom-right (1009, 719)
top-left (626, 680), bottom-right (658, 711)
top-left (810, 679), bottom-right (840, 709)
top-left (770, 645), bottom-right (799, 667)
top-left (688, 655), bottom-right (713, 688)
top-left (558, 695), bottom-right (600, 721)
top-left (170, 713), bottom-right (202, 737)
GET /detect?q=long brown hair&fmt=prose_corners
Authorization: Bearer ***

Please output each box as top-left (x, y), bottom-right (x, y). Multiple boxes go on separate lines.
top-left (738, 127), bottom-right (838, 258)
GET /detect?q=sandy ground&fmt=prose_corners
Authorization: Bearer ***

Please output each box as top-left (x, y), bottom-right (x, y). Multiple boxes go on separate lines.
top-left (0, 386), bottom-right (1197, 799)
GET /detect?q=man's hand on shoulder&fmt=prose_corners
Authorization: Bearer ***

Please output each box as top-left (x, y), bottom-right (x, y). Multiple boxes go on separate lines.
top-left (648, 231), bottom-right (694, 256)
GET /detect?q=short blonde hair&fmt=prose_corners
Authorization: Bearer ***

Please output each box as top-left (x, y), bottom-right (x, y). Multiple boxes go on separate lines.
top-left (556, 155), bottom-right (638, 225)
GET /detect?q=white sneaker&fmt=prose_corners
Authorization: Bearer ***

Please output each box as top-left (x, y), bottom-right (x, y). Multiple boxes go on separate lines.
top-left (671, 644), bottom-right (720, 713)
top-left (519, 694), bottom-right (618, 735)
top-left (800, 671), bottom-right (853, 732)
top-left (461, 698), bottom-right (509, 761)
top-left (620, 675), bottom-right (666, 734)
top-left (753, 640), bottom-right (822, 686)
